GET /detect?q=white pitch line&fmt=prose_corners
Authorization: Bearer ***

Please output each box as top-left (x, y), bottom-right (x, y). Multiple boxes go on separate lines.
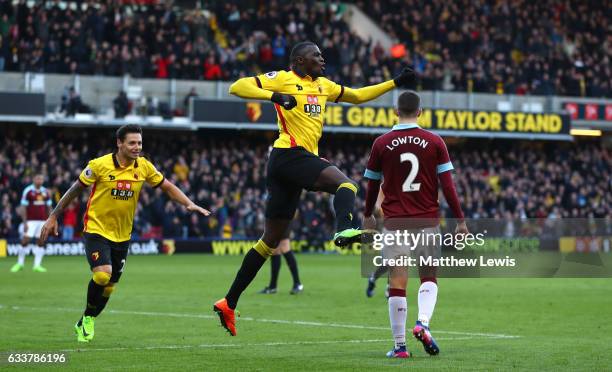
top-left (1, 304), bottom-right (520, 339)
top-left (57, 337), bottom-right (480, 353)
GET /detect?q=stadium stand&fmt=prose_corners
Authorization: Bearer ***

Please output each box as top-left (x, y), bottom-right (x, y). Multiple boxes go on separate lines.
top-left (0, 0), bottom-right (386, 86)
top-left (353, 0), bottom-right (610, 97)
top-left (1, 0), bottom-right (608, 97)
top-left (1, 126), bottom-right (609, 241)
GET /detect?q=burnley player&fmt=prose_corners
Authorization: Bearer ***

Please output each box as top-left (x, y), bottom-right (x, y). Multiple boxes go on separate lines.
top-left (10, 173), bottom-right (52, 273)
top-left (363, 91), bottom-right (468, 358)
top-left (38, 124), bottom-right (210, 343)
top-left (213, 41), bottom-right (416, 336)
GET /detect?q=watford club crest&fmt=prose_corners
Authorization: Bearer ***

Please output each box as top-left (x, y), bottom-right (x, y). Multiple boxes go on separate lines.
top-left (246, 102), bottom-right (262, 122)
top-left (91, 251), bottom-right (100, 261)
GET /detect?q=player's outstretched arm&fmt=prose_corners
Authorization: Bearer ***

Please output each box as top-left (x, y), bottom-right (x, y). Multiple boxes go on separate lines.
top-left (339, 67), bottom-right (416, 105)
top-left (229, 76), bottom-right (297, 109)
top-left (159, 179), bottom-right (211, 216)
top-left (38, 180), bottom-right (87, 244)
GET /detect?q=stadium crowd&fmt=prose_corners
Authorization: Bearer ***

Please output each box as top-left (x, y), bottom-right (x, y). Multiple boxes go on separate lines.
top-left (0, 0), bottom-right (609, 97)
top-left (1, 126), bottom-right (610, 241)
top-left (355, 0), bottom-right (610, 97)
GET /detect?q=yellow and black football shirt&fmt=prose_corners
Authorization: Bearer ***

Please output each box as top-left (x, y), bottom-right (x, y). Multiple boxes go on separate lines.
top-left (78, 153), bottom-right (164, 242)
top-left (254, 70), bottom-right (341, 155)
top-left (245, 70), bottom-right (395, 155)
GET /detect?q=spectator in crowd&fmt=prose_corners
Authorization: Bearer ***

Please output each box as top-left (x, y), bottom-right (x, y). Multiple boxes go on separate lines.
top-left (113, 90), bottom-right (130, 119)
top-left (62, 200), bottom-right (78, 240)
top-left (1, 127), bottom-right (610, 244)
top-left (183, 87), bottom-right (198, 115)
top-left (2, 1), bottom-right (606, 97)
top-left (203, 53), bottom-right (222, 80)
top-left (354, 0), bottom-right (610, 97)
top-left (60, 86), bottom-right (92, 117)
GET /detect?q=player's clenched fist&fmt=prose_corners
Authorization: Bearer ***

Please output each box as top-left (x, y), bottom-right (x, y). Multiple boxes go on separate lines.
top-left (393, 67), bottom-right (417, 88)
top-left (38, 216), bottom-right (59, 245)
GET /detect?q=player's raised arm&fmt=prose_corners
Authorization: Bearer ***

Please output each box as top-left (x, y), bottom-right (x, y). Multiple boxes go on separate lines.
top-left (229, 73), bottom-right (297, 110)
top-left (38, 180), bottom-right (87, 244)
top-left (140, 157), bottom-right (210, 216)
top-left (336, 67), bottom-right (416, 105)
top-left (158, 179), bottom-right (211, 216)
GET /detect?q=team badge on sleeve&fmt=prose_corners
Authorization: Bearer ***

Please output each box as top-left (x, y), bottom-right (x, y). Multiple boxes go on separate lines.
top-left (265, 71), bottom-right (278, 79)
top-left (84, 167), bottom-right (94, 178)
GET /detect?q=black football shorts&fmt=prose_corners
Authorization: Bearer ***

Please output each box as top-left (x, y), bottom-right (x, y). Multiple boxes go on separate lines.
top-left (84, 232), bottom-right (130, 283)
top-left (265, 146), bottom-right (332, 219)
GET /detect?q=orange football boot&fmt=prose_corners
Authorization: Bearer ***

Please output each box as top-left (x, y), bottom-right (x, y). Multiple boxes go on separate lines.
top-left (213, 298), bottom-right (237, 336)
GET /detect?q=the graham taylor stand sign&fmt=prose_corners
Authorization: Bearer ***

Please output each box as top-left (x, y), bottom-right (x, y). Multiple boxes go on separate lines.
top-left (191, 98), bottom-right (571, 141)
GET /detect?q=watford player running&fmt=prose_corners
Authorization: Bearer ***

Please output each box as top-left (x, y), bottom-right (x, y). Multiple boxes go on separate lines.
top-left (38, 124), bottom-right (210, 343)
top-left (363, 91), bottom-right (467, 358)
top-left (214, 41), bottom-right (415, 336)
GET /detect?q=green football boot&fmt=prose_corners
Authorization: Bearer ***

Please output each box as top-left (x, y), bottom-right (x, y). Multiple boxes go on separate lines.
top-left (10, 263), bottom-right (24, 273)
top-left (74, 319), bottom-right (89, 343)
top-left (82, 316), bottom-right (95, 341)
top-left (334, 228), bottom-right (374, 247)
top-left (32, 265), bottom-right (47, 273)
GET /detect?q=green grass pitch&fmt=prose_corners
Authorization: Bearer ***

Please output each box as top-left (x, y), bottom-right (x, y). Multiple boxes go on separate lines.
top-left (1, 254), bottom-right (611, 371)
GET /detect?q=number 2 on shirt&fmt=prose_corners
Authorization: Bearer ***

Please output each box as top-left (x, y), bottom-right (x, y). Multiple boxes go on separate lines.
top-left (400, 152), bottom-right (421, 192)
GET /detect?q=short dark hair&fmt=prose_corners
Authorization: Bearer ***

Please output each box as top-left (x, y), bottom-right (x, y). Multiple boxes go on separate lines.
top-left (290, 41), bottom-right (316, 63)
top-left (397, 91), bottom-right (421, 117)
top-left (116, 124), bottom-right (142, 141)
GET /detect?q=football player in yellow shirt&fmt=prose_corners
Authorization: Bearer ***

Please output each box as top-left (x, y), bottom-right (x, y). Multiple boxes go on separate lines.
top-left (214, 41), bottom-right (415, 336)
top-left (38, 124), bottom-right (210, 343)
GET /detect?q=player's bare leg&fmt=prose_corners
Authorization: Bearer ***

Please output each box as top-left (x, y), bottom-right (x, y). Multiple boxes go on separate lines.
top-left (413, 265), bottom-right (440, 355)
top-left (215, 218), bottom-right (292, 336)
top-left (387, 264), bottom-right (411, 358)
top-left (313, 166), bottom-right (367, 247)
